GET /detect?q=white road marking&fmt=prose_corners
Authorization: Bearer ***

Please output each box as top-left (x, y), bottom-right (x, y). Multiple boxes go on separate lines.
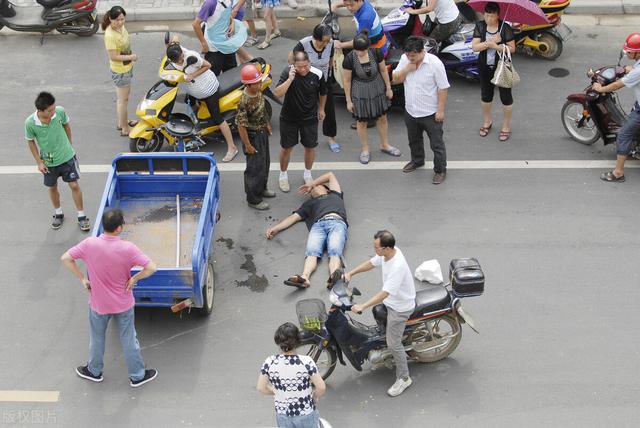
top-left (0, 390), bottom-right (60, 403)
top-left (0, 160), bottom-right (637, 175)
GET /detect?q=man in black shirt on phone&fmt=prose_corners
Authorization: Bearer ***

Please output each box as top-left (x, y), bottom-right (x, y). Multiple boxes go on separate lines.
top-left (273, 51), bottom-right (328, 193)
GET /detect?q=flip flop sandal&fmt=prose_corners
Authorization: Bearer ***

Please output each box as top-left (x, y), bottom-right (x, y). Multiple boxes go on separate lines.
top-left (120, 131), bottom-right (130, 137)
top-left (499, 131), bottom-right (511, 142)
top-left (257, 40), bottom-right (271, 50)
top-left (479, 122), bottom-right (492, 137)
top-left (600, 171), bottom-right (626, 182)
top-left (328, 142), bottom-right (342, 153)
top-left (271, 31), bottom-right (281, 40)
top-left (222, 149), bottom-right (239, 162)
top-left (284, 275), bottom-right (310, 289)
top-left (381, 146), bottom-right (401, 157)
top-left (359, 152), bottom-right (370, 164)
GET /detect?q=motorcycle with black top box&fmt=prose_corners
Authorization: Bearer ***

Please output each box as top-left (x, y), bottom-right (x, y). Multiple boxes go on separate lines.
top-left (292, 259), bottom-right (485, 380)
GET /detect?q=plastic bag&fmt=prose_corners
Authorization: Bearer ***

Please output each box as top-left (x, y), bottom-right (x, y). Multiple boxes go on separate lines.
top-left (414, 259), bottom-right (443, 284)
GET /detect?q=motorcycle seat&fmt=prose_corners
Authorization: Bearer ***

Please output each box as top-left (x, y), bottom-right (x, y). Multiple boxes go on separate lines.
top-left (372, 285), bottom-right (451, 328)
top-left (411, 285), bottom-right (451, 319)
top-left (37, 0), bottom-right (71, 8)
top-left (385, 49), bottom-right (403, 67)
top-left (216, 67), bottom-right (244, 97)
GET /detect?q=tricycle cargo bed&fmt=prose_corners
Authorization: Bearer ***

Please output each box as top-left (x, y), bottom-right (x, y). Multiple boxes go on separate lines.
top-left (119, 196), bottom-right (202, 268)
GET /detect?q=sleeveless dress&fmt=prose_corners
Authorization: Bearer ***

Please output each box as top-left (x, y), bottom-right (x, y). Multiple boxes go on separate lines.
top-left (349, 49), bottom-right (390, 121)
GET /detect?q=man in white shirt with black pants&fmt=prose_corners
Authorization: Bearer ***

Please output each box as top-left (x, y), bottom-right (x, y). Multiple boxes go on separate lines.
top-left (393, 36), bottom-right (450, 184)
top-left (345, 230), bottom-right (416, 397)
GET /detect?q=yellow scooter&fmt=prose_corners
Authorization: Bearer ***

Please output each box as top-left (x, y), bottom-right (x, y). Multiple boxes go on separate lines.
top-left (129, 40), bottom-right (276, 152)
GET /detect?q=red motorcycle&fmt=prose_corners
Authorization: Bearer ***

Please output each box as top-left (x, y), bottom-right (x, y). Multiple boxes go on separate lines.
top-left (561, 53), bottom-right (638, 150)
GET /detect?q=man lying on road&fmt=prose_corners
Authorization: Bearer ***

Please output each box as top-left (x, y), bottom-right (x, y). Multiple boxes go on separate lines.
top-left (266, 172), bottom-right (348, 289)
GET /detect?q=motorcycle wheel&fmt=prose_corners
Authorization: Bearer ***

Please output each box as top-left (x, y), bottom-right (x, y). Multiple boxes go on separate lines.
top-left (561, 100), bottom-right (600, 145)
top-left (408, 314), bottom-right (462, 363)
top-left (298, 343), bottom-right (337, 380)
top-left (129, 133), bottom-right (165, 152)
top-left (534, 32), bottom-right (563, 61)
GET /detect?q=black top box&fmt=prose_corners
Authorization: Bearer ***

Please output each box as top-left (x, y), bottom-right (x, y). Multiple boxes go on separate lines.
top-left (449, 258), bottom-right (485, 296)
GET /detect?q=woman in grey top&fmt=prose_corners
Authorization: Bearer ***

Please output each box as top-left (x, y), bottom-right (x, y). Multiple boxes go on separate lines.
top-left (291, 24), bottom-right (341, 153)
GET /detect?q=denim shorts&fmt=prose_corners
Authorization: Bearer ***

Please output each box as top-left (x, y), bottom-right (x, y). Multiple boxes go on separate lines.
top-left (111, 70), bottom-right (133, 88)
top-left (275, 410), bottom-right (319, 428)
top-left (305, 218), bottom-right (347, 258)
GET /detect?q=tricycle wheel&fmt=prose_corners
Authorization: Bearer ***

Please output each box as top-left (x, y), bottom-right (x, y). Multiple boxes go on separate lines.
top-left (198, 262), bottom-right (215, 316)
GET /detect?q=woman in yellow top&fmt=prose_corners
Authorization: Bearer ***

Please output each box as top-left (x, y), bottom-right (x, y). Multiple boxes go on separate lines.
top-left (102, 6), bottom-right (138, 137)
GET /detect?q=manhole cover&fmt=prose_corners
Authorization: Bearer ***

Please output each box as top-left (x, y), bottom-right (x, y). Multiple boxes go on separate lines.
top-left (548, 68), bottom-right (570, 78)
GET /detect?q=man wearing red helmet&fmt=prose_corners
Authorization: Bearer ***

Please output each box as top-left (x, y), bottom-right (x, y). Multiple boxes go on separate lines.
top-left (593, 33), bottom-right (640, 182)
top-left (236, 64), bottom-right (275, 210)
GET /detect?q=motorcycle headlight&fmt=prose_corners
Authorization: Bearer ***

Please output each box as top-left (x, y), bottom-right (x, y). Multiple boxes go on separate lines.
top-left (329, 292), bottom-right (342, 307)
top-left (138, 99), bottom-right (155, 111)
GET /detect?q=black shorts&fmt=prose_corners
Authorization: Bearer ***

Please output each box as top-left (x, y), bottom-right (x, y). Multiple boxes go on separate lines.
top-left (43, 156), bottom-right (80, 187)
top-left (204, 51), bottom-right (237, 76)
top-left (202, 91), bottom-right (224, 126)
top-left (280, 119), bottom-right (318, 149)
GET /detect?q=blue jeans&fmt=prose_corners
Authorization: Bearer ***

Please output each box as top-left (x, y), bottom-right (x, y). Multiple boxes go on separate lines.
top-left (616, 102), bottom-right (640, 155)
top-left (305, 219), bottom-right (347, 258)
top-left (275, 410), bottom-right (320, 428)
top-left (88, 307), bottom-right (146, 381)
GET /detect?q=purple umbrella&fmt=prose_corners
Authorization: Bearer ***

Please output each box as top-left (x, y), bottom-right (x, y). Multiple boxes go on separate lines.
top-left (467, 0), bottom-right (549, 26)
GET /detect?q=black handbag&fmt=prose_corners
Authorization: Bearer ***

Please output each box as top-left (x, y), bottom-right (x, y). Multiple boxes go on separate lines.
top-left (422, 15), bottom-right (436, 36)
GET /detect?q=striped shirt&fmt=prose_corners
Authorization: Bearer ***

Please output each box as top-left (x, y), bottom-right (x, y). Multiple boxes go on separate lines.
top-left (170, 47), bottom-right (220, 99)
top-left (396, 53), bottom-right (450, 118)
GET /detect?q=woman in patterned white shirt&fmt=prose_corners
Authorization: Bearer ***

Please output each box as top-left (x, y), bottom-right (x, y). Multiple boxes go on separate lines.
top-left (257, 322), bottom-right (326, 428)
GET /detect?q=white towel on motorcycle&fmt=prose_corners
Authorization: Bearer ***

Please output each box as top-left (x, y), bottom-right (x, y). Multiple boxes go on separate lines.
top-left (414, 259), bottom-right (444, 284)
top-left (170, 47), bottom-right (220, 99)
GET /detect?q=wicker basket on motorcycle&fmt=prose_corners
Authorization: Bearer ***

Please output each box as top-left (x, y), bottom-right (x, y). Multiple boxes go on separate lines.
top-left (296, 299), bottom-right (328, 332)
top-left (449, 258), bottom-right (485, 296)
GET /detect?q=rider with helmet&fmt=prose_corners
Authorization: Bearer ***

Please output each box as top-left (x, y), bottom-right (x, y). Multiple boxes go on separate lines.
top-left (236, 63), bottom-right (275, 210)
top-left (593, 33), bottom-right (640, 182)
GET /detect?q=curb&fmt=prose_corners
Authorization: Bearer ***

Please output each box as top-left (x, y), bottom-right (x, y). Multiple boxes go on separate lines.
top-left (100, 3), bottom-right (640, 22)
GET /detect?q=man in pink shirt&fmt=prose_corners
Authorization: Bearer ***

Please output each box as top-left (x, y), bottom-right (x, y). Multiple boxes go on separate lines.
top-left (61, 208), bottom-right (158, 387)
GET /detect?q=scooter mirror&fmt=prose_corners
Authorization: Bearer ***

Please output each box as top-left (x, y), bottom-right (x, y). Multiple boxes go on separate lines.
top-left (164, 31), bottom-right (171, 45)
top-left (352, 287), bottom-right (362, 296)
top-left (618, 49), bottom-right (624, 66)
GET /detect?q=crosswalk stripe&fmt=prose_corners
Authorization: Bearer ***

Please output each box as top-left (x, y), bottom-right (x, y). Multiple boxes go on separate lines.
top-left (0, 391), bottom-right (60, 402)
top-left (0, 160), bottom-right (636, 175)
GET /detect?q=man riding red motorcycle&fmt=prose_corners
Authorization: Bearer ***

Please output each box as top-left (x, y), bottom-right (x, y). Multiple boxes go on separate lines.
top-left (592, 33), bottom-right (640, 183)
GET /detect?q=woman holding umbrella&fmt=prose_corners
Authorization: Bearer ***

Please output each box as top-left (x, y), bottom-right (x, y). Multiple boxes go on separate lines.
top-left (471, 2), bottom-right (516, 142)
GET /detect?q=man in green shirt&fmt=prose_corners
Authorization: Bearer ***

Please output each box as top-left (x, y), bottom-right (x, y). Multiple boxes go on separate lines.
top-left (25, 92), bottom-right (90, 231)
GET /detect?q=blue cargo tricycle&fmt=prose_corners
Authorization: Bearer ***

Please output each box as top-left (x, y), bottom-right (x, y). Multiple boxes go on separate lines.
top-left (92, 153), bottom-right (220, 315)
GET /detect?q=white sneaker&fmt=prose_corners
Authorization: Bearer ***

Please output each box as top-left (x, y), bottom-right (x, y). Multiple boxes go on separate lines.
top-left (279, 177), bottom-right (290, 192)
top-left (288, 0), bottom-right (298, 8)
top-left (387, 376), bottom-right (412, 397)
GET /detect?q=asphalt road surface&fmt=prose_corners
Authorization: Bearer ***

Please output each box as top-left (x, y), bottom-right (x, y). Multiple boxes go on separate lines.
top-left (1, 17), bottom-right (640, 428)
